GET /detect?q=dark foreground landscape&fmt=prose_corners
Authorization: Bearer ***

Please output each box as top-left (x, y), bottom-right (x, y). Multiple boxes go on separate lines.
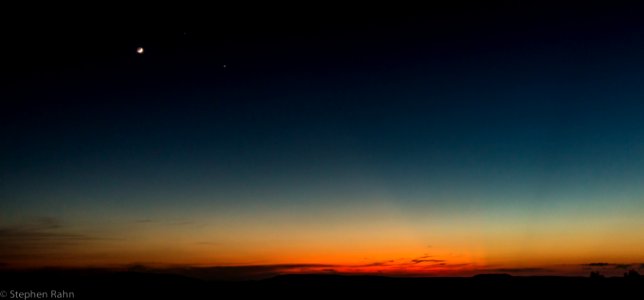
top-left (1, 270), bottom-right (643, 298)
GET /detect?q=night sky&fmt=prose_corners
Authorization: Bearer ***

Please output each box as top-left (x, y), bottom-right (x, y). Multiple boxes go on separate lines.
top-left (2, 4), bottom-right (644, 277)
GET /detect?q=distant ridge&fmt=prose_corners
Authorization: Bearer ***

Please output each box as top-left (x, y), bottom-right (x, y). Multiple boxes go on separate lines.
top-left (1, 270), bottom-right (643, 298)
top-left (473, 273), bottom-right (513, 279)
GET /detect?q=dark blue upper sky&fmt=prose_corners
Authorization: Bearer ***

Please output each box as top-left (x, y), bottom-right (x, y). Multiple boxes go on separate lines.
top-left (5, 5), bottom-right (644, 200)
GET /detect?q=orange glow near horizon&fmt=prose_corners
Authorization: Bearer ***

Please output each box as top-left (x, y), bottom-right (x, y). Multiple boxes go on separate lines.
top-left (3, 203), bottom-right (644, 278)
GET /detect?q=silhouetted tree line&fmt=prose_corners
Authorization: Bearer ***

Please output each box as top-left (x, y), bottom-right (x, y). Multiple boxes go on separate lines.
top-left (589, 270), bottom-right (640, 278)
top-left (624, 270), bottom-right (640, 278)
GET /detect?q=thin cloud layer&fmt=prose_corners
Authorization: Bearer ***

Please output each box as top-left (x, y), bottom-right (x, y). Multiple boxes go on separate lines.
top-left (0, 217), bottom-right (102, 265)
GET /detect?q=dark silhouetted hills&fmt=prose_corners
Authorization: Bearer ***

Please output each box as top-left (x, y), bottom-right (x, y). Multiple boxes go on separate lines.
top-left (1, 270), bottom-right (643, 298)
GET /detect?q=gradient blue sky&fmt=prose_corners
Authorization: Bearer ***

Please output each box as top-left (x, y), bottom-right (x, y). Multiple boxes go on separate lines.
top-left (2, 4), bottom-right (644, 275)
